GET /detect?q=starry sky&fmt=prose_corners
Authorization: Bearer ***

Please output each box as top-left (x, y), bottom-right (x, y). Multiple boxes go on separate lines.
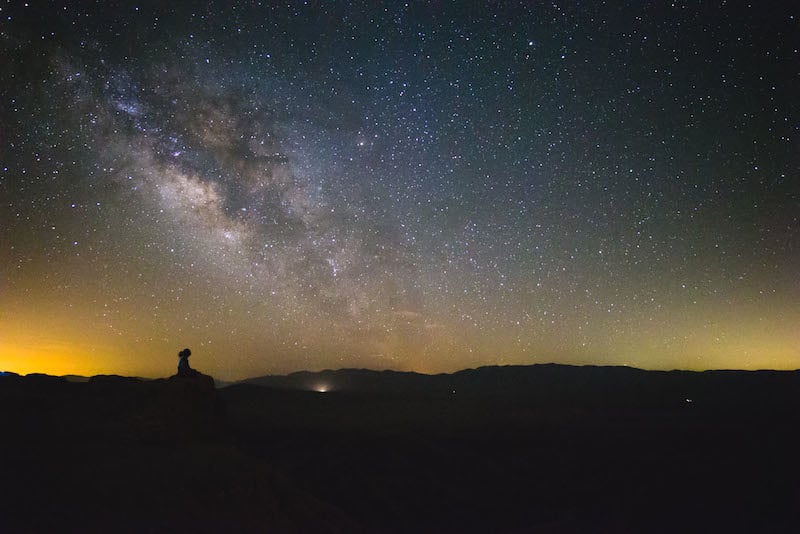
top-left (1, 1), bottom-right (798, 380)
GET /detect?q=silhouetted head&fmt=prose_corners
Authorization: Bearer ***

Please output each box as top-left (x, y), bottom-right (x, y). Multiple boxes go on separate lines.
top-left (178, 348), bottom-right (191, 359)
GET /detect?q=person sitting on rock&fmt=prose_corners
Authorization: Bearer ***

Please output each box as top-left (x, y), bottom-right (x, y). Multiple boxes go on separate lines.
top-left (177, 348), bottom-right (199, 378)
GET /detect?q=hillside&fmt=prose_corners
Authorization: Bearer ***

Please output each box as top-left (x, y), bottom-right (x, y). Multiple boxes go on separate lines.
top-left (227, 364), bottom-right (800, 532)
top-left (0, 373), bottom-right (355, 533)
top-left (3, 365), bottom-right (800, 532)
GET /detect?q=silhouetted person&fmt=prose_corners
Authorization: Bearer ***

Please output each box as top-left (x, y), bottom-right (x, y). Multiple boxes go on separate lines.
top-left (177, 348), bottom-right (198, 377)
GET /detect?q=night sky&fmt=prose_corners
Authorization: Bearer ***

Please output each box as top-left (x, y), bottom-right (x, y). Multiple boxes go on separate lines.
top-left (1, 2), bottom-right (797, 380)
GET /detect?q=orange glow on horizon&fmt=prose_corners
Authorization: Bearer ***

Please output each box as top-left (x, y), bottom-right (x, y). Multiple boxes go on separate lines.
top-left (2, 289), bottom-right (797, 379)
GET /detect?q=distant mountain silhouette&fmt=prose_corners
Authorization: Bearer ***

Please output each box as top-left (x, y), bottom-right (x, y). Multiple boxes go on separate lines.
top-left (239, 364), bottom-right (800, 411)
top-left (61, 374), bottom-right (91, 382)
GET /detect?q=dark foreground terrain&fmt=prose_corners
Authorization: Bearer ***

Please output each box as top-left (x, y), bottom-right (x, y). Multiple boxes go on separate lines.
top-left (2, 365), bottom-right (800, 532)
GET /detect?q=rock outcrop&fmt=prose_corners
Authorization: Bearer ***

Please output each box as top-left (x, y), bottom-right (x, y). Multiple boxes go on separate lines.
top-left (0, 372), bottom-right (358, 533)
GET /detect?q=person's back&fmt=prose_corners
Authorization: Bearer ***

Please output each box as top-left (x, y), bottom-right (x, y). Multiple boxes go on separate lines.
top-left (177, 348), bottom-right (194, 376)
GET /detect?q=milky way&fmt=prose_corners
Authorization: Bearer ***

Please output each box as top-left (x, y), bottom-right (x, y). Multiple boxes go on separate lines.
top-left (1, 2), bottom-right (798, 379)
